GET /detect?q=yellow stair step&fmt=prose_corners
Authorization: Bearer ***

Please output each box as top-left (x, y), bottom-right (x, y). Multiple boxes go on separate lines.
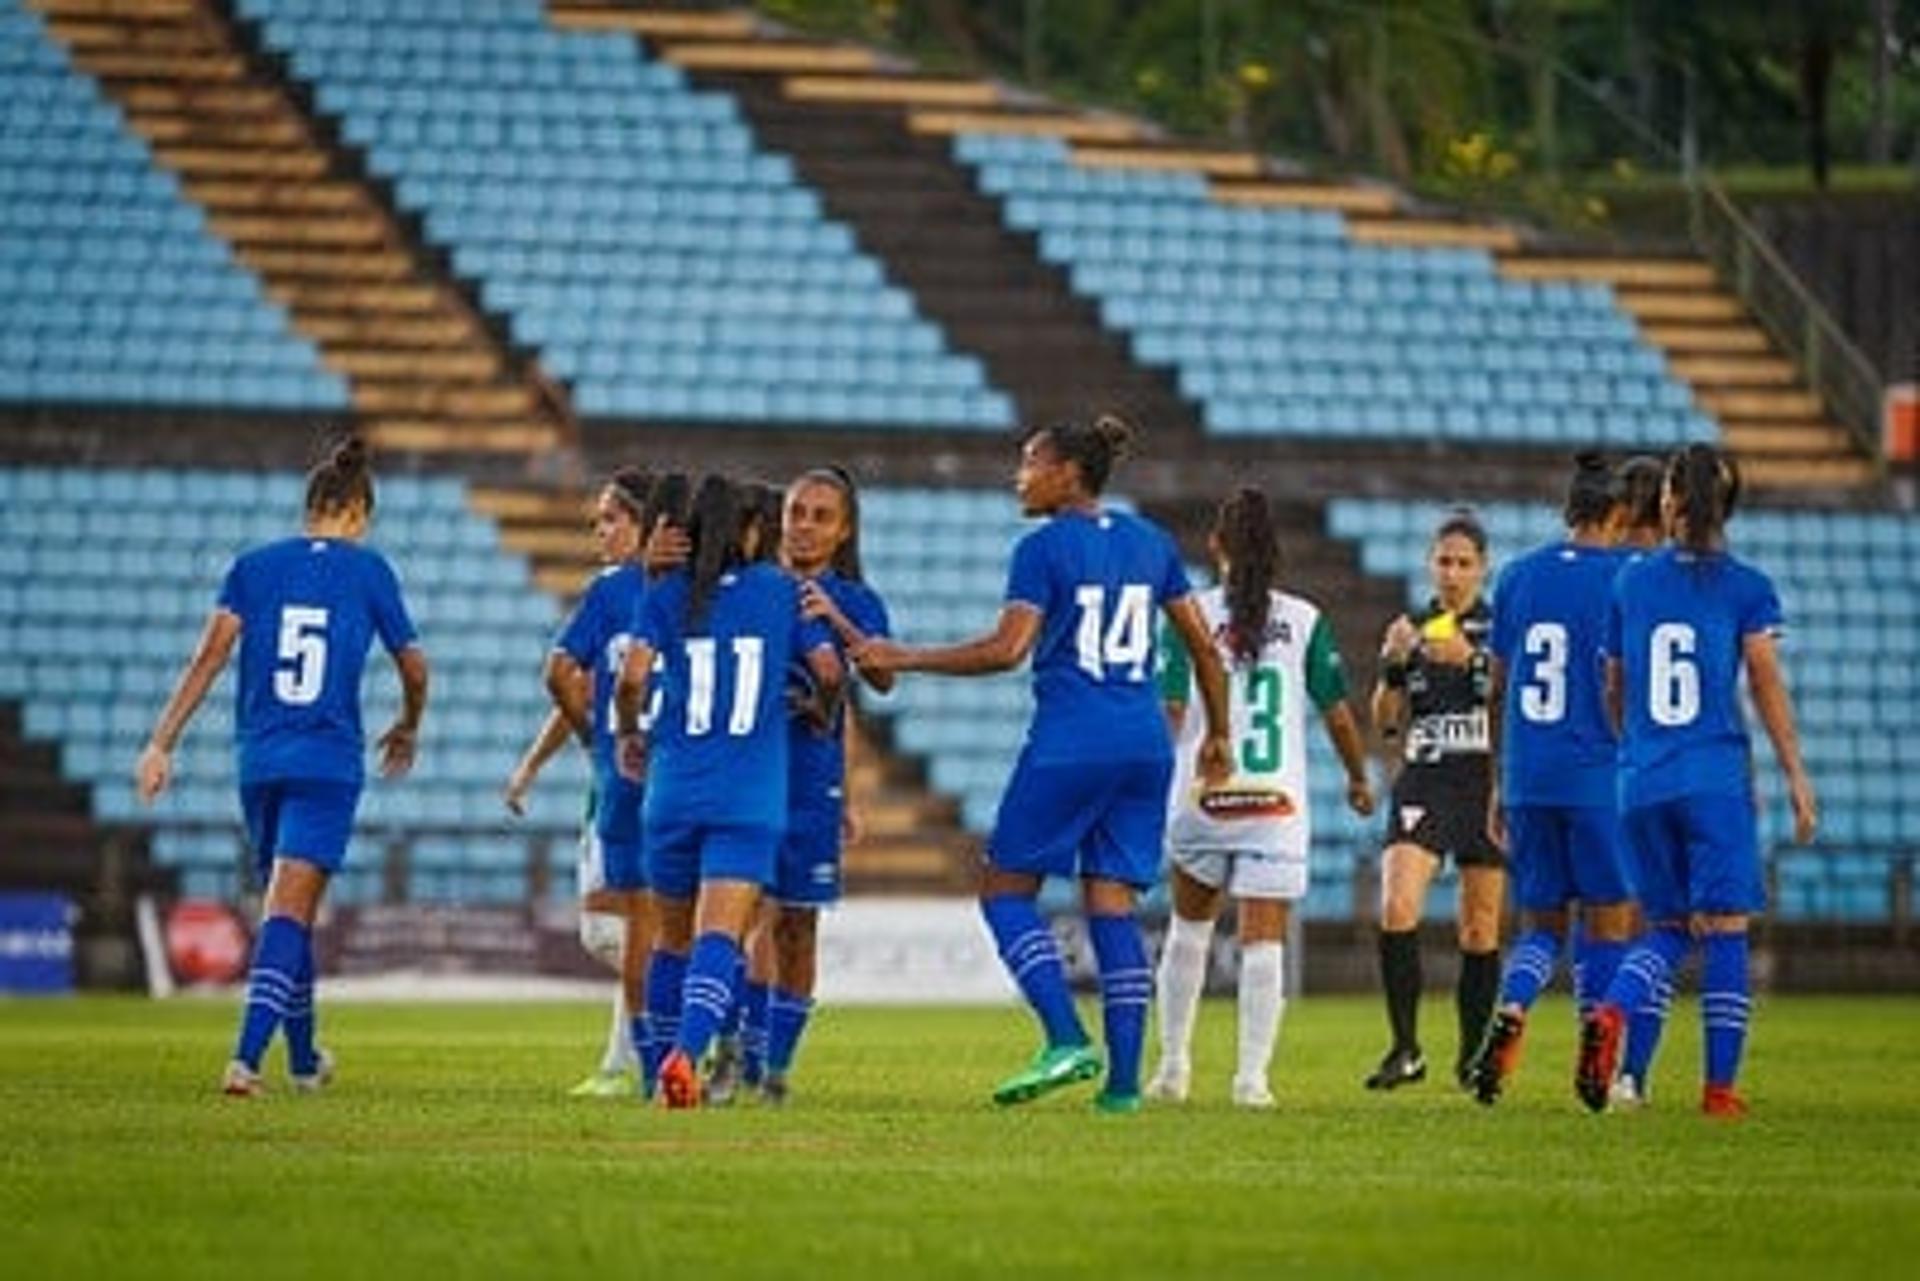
top-left (208, 212), bottom-right (388, 247)
top-left (237, 246), bottom-right (416, 281)
top-left (496, 527), bottom-right (595, 560)
top-left (1741, 456), bottom-right (1878, 490)
top-left (1500, 257), bottom-right (1717, 289)
top-left (325, 348), bottom-right (499, 381)
top-left (1348, 218), bottom-right (1521, 252)
top-left (907, 110), bottom-right (1140, 143)
top-left (1697, 390), bottom-right (1825, 420)
top-left (547, 6), bottom-right (755, 40)
top-left (187, 178), bottom-right (366, 213)
top-left (363, 419), bottom-right (559, 455)
top-left (1210, 181), bottom-right (1397, 215)
top-left (1073, 146), bottom-right (1262, 178)
top-left (662, 41), bottom-right (879, 73)
top-left (1614, 291), bottom-right (1744, 322)
top-left (27, 0), bottom-right (196, 18)
top-left (117, 83), bottom-right (277, 114)
top-left (352, 382), bottom-right (539, 418)
top-left (125, 111), bottom-right (309, 146)
top-left (154, 146), bottom-right (328, 179)
top-left (1667, 355), bottom-right (1799, 388)
top-left (784, 75), bottom-right (999, 108)
top-left (68, 50), bottom-right (245, 80)
top-left (45, 18), bottom-right (219, 51)
top-left (1638, 324), bottom-right (1773, 355)
top-left (1719, 424), bottom-right (1855, 456)
top-left (469, 487), bottom-right (588, 523)
top-left (272, 281), bottom-right (446, 314)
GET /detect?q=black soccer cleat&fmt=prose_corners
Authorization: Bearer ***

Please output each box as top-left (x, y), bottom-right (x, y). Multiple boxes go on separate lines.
top-left (1468, 1009), bottom-right (1527, 1107)
top-left (1364, 1047), bottom-right (1428, 1091)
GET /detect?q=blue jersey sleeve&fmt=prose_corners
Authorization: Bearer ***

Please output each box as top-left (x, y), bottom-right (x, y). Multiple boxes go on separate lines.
top-left (1740, 567), bottom-right (1784, 639)
top-left (366, 553), bottom-right (418, 655)
top-left (1005, 528), bottom-right (1051, 612)
top-left (846, 582), bottom-right (891, 641)
top-left (216, 555), bottom-right (246, 616)
top-left (1156, 532), bottom-right (1192, 606)
top-left (554, 575), bottom-right (604, 667)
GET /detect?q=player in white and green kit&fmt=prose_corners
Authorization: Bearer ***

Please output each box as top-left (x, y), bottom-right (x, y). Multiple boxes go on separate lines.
top-left (1147, 489), bottom-right (1375, 1107)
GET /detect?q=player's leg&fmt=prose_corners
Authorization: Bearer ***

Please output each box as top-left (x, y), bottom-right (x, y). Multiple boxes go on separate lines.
top-left (762, 905), bottom-right (820, 1104)
top-left (1469, 806), bottom-right (1567, 1105)
top-left (741, 908), bottom-right (775, 1088)
top-left (1079, 757), bottom-right (1173, 1114)
top-left (1568, 806), bottom-right (1636, 1023)
top-left (658, 825), bottom-right (775, 1108)
top-left (643, 819), bottom-right (699, 1097)
top-left (1147, 859), bottom-right (1224, 1102)
top-left (1613, 901), bottom-right (1671, 1108)
top-left (1581, 802), bottom-right (1691, 1112)
top-left (1230, 864), bottom-right (1295, 1109)
top-left (1368, 838), bottom-right (1438, 1089)
top-left (980, 758), bottom-right (1100, 1103)
top-left (1690, 794), bottom-right (1765, 1117)
top-left (1454, 841), bottom-right (1507, 1090)
top-left (570, 882), bottom-right (633, 1098)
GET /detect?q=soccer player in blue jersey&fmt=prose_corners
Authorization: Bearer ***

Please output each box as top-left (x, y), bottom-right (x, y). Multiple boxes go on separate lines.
top-left (1578, 444), bottom-right (1818, 1117)
top-left (855, 416), bottom-right (1233, 1112)
top-left (542, 467), bottom-right (657, 1096)
top-left (1468, 453), bottom-right (1636, 1105)
top-left (135, 439), bottom-right (428, 1096)
top-left (613, 476), bottom-right (842, 1109)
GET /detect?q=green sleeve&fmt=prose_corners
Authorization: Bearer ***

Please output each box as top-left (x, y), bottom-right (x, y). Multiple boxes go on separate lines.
top-left (1305, 613), bottom-right (1348, 711)
top-left (1156, 615), bottom-right (1193, 703)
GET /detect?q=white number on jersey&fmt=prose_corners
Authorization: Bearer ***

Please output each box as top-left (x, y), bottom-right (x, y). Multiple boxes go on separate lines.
top-left (1519, 621), bottom-right (1568, 724)
top-left (603, 636), bottom-right (666, 733)
top-left (1648, 622), bottom-right (1701, 727)
top-left (684, 636), bottom-right (766, 737)
top-left (273, 605), bottom-right (328, 706)
top-left (1073, 583), bottom-right (1153, 682)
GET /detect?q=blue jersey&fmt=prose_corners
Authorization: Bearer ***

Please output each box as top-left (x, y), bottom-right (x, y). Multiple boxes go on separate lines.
top-left (1604, 546), bottom-right (1783, 810)
top-left (635, 565), bottom-right (834, 831)
top-left (217, 537), bottom-right (417, 786)
top-left (788, 571), bottom-right (891, 818)
top-left (1491, 540), bottom-right (1626, 808)
top-left (1006, 508), bottom-right (1191, 766)
top-left (553, 563), bottom-right (649, 777)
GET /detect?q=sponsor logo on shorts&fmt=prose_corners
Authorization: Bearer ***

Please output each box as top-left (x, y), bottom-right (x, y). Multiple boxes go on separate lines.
top-left (1199, 787), bottom-right (1297, 820)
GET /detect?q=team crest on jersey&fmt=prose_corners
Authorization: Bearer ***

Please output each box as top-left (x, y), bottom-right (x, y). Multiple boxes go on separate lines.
top-left (1198, 785), bottom-right (1297, 820)
top-left (1399, 805), bottom-right (1426, 830)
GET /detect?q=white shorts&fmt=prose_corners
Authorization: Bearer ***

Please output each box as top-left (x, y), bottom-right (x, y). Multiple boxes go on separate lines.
top-left (1169, 846), bottom-right (1307, 902)
top-left (577, 825), bottom-right (607, 899)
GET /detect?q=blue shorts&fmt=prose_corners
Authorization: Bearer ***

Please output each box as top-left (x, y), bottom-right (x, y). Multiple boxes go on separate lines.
top-left (645, 817), bottom-right (780, 901)
top-left (1622, 793), bottom-right (1764, 923)
top-left (772, 807), bottom-right (842, 907)
top-left (1506, 804), bottom-right (1634, 912)
top-left (591, 771), bottom-right (646, 891)
top-left (987, 754), bottom-right (1173, 889)
top-left (240, 779), bottom-right (360, 883)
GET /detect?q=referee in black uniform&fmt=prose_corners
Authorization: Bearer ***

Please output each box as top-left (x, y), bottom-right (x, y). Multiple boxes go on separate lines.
top-left (1365, 509), bottom-right (1504, 1091)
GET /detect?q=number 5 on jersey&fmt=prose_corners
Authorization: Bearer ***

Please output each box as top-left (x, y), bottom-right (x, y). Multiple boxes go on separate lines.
top-left (274, 605), bottom-right (328, 706)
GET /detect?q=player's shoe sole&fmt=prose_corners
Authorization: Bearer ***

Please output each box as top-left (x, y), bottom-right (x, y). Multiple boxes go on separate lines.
top-left (1576, 1004), bottom-right (1626, 1113)
top-left (221, 1060), bottom-right (263, 1098)
top-left (1701, 1084), bottom-right (1748, 1119)
top-left (1469, 1008), bottom-right (1526, 1107)
top-left (1363, 1048), bottom-right (1427, 1091)
top-left (1143, 1063), bottom-right (1190, 1103)
top-left (991, 1044), bottom-right (1103, 1106)
top-left (657, 1050), bottom-right (702, 1110)
top-left (567, 1069), bottom-right (631, 1099)
top-left (290, 1047), bottom-right (336, 1095)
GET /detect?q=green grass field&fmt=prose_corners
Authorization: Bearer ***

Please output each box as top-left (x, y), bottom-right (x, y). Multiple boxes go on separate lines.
top-left (3, 994), bottom-right (1917, 1279)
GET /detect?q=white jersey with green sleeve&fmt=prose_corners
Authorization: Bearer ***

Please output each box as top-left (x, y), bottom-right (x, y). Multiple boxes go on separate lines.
top-left (1157, 586), bottom-right (1349, 857)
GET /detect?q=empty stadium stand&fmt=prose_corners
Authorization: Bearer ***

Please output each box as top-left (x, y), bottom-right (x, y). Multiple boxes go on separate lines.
top-left (1326, 496), bottom-right (1920, 922)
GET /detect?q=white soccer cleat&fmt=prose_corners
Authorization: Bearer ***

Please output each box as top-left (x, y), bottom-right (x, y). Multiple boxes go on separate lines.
top-left (1231, 1076), bottom-right (1276, 1110)
top-left (1144, 1061), bottom-right (1190, 1103)
top-left (1609, 1072), bottom-right (1649, 1111)
top-left (222, 1060), bottom-right (264, 1098)
top-left (290, 1047), bottom-right (336, 1094)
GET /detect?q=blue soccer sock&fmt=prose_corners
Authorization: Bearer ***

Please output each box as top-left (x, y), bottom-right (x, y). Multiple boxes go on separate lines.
top-left (1087, 913), bottom-right (1152, 1100)
top-left (1498, 928), bottom-right (1561, 1013)
top-left (765, 987), bottom-right (815, 1076)
top-left (980, 894), bottom-right (1087, 1050)
top-left (232, 916), bottom-right (306, 1073)
top-left (718, 952), bottom-right (747, 1041)
top-left (1623, 972), bottom-right (1674, 1087)
top-left (642, 948), bottom-right (688, 1085)
top-left (741, 980), bottom-right (770, 1085)
top-left (1574, 936), bottom-right (1629, 1020)
top-left (1700, 932), bottom-right (1752, 1089)
top-left (674, 932), bottom-right (743, 1066)
top-left (1602, 925), bottom-right (1691, 1018)
top-left (283, 926), bottom-right (318, 1077)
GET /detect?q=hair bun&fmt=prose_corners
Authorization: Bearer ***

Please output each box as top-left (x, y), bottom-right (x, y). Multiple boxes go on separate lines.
top-left (330, 436), bottom-right (368, 473)
top-left (1573, 449), bottom-right (1607, 473)
top-left (1091, 412), bottom-right (1137, 459)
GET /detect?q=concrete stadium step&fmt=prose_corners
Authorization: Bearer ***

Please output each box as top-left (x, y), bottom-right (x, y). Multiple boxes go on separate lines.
top-left (1740, 456), bottom-right (1880, 489)
top-left (237, 246), bottom-right (417, 280)
top-left (295, 311), bottom-right (480, 346)
top-left (125, 109), bottom-right (310, 146)
top-left (150, 145), bottom-right (327, 179)
top-left (1500, 257), bottom-right (1718, 289)
top-left (1638, 324), bottom-right (1773, 354)
top-left (186, 178), bottom-right (371, 213)
top-left (1071, 144), bottom-right (1264, 178)
top-left (207, 211), bottom-right (390, 248)
top-left (1612, 291), bottom-right (1746, 321)
top-left (352, 382), bottom-right (539, 418)
top-left (1348, 218), bottom-right (1521, 252)
top-left (362, 418), bottom-right (560, 455)
top-left (907, 109), bottom-right (1142, 144)
top-left (1666, 354), bottom-right (1801, 388)
top-left (325, 347), bottom-right (500, 382)
top-left (546, 4), bottom-right (755, 40)
top-left (661, 40), bottom-right (881, 74)
top-left (1720, 423), bottom-right (1857, 456)
top-left (784, 75), bottom-right (1001, 108)
top-left (1697, 389), bottom-right (1826, 420)
top-left (1210, 180), bottom-right (1399, 215)
top-left (270, 280), bottom-right (447, 313)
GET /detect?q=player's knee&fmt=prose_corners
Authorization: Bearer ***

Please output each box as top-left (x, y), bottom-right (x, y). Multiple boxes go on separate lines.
top-left (577, 911), bottom-right (624, 971)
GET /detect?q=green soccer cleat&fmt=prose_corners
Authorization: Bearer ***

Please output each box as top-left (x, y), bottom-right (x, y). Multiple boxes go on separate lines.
top-left (1093, 1091), bottom-right (1142, 1115)
top-left (567, 1069), bottom-right (631, 1099)
top-left (991, 1043), bottom-right (1103, 1107)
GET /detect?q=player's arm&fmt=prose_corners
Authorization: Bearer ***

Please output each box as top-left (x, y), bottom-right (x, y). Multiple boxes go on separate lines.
top-left (505, 707), bottom-right (574, 817)
top-left (1745, 631), bottom-right (1818, 845)
top-left (1165, 594), bottom-right (1232, 786)
top-left (379, 644), bottom-right (429, 778)
top-left (611, 638), bottom-right (657, 781)
top-left (544, 650), bottom-right (594, 745)
top-left (800, 580), bottom-right (894, 694)
top-left (1306, 616), bottom-right (1372, 815)
top-left (136, 607), bottom-right (240, 803)
top-left (1370, 614), bottom-right (1416, 756)
top-left (850, 604), bottom-right (1041, 678)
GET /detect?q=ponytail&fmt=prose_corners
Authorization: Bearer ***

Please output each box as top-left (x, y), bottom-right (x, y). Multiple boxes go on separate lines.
top-left (1563, 449), bottom-right (1615, 529)
top-left (1665, 444), bottom-right (1741, 553)
top-left (685, 474), bottom-right (740, 626)
top-left (1216, 487), bottom-right (1280, 664)
top-left (1611, 454), bottom-right (1664, 533)
top-left (304, 435), bottom-right (373, 516)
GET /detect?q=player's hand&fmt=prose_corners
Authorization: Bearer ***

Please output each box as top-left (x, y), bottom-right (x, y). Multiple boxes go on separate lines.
top-left (135, 744), bottom-right (171, 805)
top-left (642, 518), bottom-right (690, 574)
top-left (1347, 777), bottom-right (1376, 818)
top-left (1788, 769), bottom-right (1818, 845)
top-left (377, 722), bottom-right (417, 778)
top-left (842, 806), bottom-right (864, 847)
top-left (786, 682), bottom-right (836, 733)
top-left (614, 730), bottom-right (648, 783)
top-left (799, 579), bottom-right (850, 631)
top-left (1381, 615), bottom-right (1419, 665)
top-left (503, 766), bottom-right (532, 818)
top-left (849, 636), bottom-right (907, 676)
top-left (1423, 633), bottom-right (1473, 668)
top-left (1197, 733), bottom-right (1233, 787)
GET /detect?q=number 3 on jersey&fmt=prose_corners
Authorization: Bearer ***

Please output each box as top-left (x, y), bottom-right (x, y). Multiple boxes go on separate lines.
top-left (274, 605), bottom-right (328, 706)
top-left (1075, 584), bottom-right (1152, 681)
top-left (1519, 621), bottom-right (1568, 724)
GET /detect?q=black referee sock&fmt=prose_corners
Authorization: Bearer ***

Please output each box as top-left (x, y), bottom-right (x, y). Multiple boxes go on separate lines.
top-left (1378, 929), bottom-right (1422, 1055)
top-left (1457, 949), bottom-right (1502, 1073)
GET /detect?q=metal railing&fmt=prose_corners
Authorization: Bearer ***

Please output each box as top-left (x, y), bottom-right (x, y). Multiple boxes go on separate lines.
top-left (1687, 176), bottom-right (1890, 472)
